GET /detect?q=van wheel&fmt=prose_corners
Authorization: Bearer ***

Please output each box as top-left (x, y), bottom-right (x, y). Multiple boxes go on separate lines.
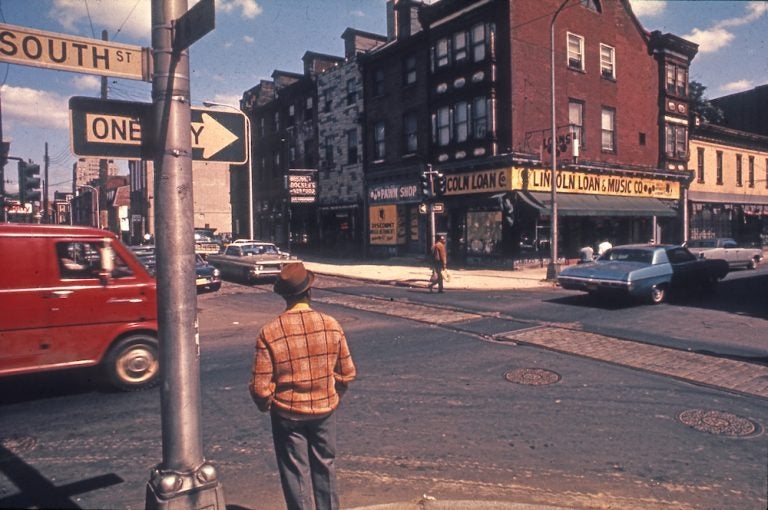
top-left (649, 285), bottom-right (666, 304)
top-left (104, 334), bottom-right (159, 391)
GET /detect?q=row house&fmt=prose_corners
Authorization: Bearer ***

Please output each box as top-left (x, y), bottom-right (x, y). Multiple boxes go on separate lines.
top-left (242, 31), bottom-right (386, 253)
top-left (361, 0), bottom-right (697, 263)
top-left (688, 120), bottom-right (768, 247)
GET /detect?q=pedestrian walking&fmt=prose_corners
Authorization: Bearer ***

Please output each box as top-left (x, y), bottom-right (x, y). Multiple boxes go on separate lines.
top-left (250, 262), bottom-right (356, 510)
top-left (428, 235), bottom-right (447, 293)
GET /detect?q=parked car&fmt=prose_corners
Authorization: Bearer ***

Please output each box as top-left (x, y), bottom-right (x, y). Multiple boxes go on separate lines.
top-left (130, 246), bottom-right (221, 293)
top-left (686, 238), bottom-right (763, 270)
top-left (206, 242), bottom-right (296, 283)
top-left (194, 229), bottom-right (222, 257)
top-left (557, 244), bottom-right (729, 304)
top-left (1, 224), bottom-right (159, 391)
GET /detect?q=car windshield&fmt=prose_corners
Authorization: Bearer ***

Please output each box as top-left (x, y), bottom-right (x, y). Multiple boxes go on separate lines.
top-left (242, 244), bottom-right (279, 256)
top-left (599, 248), bottom-right (653, 264)
top-left (688, 239), bottom-right (715, 248)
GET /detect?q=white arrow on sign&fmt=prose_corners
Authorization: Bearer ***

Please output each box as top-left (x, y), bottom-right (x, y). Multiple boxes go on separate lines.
top-left (191, 113), bottom-right (238, 159)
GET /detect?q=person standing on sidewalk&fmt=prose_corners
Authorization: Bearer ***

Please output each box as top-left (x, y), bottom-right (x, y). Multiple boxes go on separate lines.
top-left (250, 262), bottom-right (357, 510)
top-left (428, 235), bottom-right (448, 293)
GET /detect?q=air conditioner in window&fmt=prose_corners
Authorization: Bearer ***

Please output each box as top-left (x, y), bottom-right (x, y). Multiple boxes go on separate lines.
top-left (568, 58), bottom-right (581, 68)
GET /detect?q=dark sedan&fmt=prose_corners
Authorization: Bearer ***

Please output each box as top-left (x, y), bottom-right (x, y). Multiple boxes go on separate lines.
top-left (130, 246), bottom-right (221, 292)
top-left (557, 244), bottom-right (729, 304)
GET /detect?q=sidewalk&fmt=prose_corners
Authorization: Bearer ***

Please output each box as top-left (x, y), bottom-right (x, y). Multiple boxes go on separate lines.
top-left (302, 255), bottom-right (555, 291)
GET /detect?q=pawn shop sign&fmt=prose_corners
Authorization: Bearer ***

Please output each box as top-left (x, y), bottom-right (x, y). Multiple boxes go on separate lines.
top-left (69, 96), bottom-right (248, 164)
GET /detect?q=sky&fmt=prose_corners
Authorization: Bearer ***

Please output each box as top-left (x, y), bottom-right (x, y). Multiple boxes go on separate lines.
top-left (0, 0), bottom-right (766, 197)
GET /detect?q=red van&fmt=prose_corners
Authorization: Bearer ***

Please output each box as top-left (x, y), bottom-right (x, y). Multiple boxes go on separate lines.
top-left (0, 224), bottom-right (159, 391)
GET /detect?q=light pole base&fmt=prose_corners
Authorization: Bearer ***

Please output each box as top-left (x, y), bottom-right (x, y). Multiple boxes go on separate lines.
top-left (546, 261), bottom-right (561, 281)
top-left (145, 463), bottom-right (226, 510)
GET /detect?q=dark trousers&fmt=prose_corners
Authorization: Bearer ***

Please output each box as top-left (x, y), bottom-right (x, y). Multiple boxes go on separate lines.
top-left (429, 261), bottom-right (444, 292)
top-left (270, 411), bottom-right (339, 510)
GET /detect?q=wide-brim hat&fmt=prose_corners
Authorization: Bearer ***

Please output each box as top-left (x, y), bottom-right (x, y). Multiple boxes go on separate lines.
top-left (274, 262), bottom-right (315, 296)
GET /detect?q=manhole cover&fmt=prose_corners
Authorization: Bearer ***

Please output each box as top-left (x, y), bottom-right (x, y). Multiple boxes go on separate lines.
top-left (678, 409), bottom-right (757, 437)
top-left (504, 368), bottom-right (561, 386)
top-left (0, 435), bottom-right (38, 459)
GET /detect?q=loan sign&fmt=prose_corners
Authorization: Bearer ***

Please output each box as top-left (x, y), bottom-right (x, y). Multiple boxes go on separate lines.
top-left (69, 97), bottom-right (248, 164)
top-left (0, 23), bottom-right (150, 81)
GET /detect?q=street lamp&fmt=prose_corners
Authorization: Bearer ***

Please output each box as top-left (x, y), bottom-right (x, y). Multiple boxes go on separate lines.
top-left (547, 0), bottom-right (572, 281)
top-left (79, 184), bottom-right (100, 228)
top-left (202, 101), bottom-right (254, 240)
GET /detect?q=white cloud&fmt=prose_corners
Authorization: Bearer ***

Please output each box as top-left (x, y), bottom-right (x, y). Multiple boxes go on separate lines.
top-left (629, 0), bottom-right (667, 18)
top-left (720, 79), bottom-right (754, 94)
top-left (0, 85), bottom-right (69, 130)
top-left (51, 0), bottom-right (151, 42)
top-left (350, 10), bottom-right (366, 18)
top-left (717, 2), bottom-right (768, 28)
top-left (218, 0), bottom-right (263, 19)
top-left (243, 35), bottom-right (255, 44)
top-left (683, 27), bottom-right (735, 53)
top-left (72, 75), bottom-right (102, 91)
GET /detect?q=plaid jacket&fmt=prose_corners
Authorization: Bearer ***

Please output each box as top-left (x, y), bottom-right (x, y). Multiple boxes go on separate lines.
top-left (250, 307), bottom-right (356, 415)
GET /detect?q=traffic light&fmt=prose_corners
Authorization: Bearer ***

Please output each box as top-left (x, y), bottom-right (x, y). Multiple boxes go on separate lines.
top-left (419, 172), bottom-right (432, 198)
top-left (435, 172), bottom-right (446, 196)
top-left (18, 160), bottom-right (41, 203)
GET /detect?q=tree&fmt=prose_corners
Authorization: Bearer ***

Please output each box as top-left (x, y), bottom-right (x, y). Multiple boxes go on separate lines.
top-left (689, 81), bottom-right (724, 125)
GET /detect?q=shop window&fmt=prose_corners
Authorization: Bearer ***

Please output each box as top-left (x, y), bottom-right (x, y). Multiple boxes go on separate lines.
top-left (466, 211), bottom-right (502, 256)
top-left (567, 33), bottom-right (585, 71)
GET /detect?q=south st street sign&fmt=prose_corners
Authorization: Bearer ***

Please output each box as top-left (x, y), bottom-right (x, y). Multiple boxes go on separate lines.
top-left (69, 96), bottom-right (248, 164)
top-left (0, 23), bottom-right (150, 81)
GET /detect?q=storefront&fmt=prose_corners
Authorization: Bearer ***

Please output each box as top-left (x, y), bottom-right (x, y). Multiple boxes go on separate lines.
top-left (367, 181), bottom-right (422, 257)
top-left (689, 191), bottom-right (768, 247)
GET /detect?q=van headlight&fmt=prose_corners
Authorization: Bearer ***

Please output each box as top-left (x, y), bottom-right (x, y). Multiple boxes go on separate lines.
top-left (213, 268), bottom-right (220, 277)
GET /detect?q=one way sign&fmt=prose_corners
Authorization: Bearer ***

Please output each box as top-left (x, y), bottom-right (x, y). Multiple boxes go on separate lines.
top-left (69, 96), bottom-right (248, 164)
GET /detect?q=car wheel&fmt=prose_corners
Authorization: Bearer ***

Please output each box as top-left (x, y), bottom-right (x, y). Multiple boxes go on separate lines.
top-left (649, 285), bottom-right (666, 304)
top-left (104, 334), bottom-right (160, 391)
top-left (210, 282), bottom-right (221, 291)
top-left (748, 258), bottom-right (758, 270)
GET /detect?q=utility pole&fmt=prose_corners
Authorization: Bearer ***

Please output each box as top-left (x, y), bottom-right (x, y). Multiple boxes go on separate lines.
top-left (44, 142), bottom-right (49, 223)
top-left (145, 0), bottom-right (225, 508)
top-left (98, 29), bottom-right (109, 230)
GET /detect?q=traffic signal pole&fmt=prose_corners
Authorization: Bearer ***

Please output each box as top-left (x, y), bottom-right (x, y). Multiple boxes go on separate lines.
top-left (145, 0), bottom-right (225, 508)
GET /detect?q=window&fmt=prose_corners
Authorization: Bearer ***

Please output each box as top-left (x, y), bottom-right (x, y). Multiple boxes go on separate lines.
top-left (373, 122), bottom-right (386, 160)
top-left (601, 107), bottom-right (615, 151)
top-left (716, 151), bottom-right (723, 185)
top-left (580, 0), bottom-right (602, 12)
top-left (346, 79), bottom-right (357, 106)
top-left (403, 112), bottom-right (418, 154)
top-left (288, 104), bottom-right (295, 126)
top-left (347, 129), bottom-right (358, 164)
top-left (273, 111), bottom-right (280, 131)
top-left (600, 44), bottom-right (615, 79)
top-left (473, 97), bottom-right (488, 138)
top-left (373, 69), bottom-right (385, 96)
top-left (435, 38), bottom-right (450, 68)
top-left (567, 33), bottom-right (585, 70)
top-left (323, 88), bottom-right (333, 112)
top-left (569, 100), bottom-right (584, 149)
top-left (435, 106), bottom-right (451, 146)
top-left (454, 31), bottom-right (468, 63)
top-left (471, 24), bottom-right (486, 62)
top-left (736, 154), bottom-right (743, 187)
top-left (748, 156), bottom-right (755, 188)
top-left (403, 55), bottom-right (417, 85)
top-left (697, 147), bottom-right (705, 183)
top-left (665, 63), bottom-right (688, 96)
top-left (324, 137), bottom-right (334, 169)
top-left (664, 124), bottom-right (686, 158)
top-left (305, 97), bottom-right (313, 119)
top-left (454, 101), bottom-right (469, 143)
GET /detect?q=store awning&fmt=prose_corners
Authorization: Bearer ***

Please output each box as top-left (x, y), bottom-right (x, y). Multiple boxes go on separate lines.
top-left (522, 191), bottom-right (678, 217)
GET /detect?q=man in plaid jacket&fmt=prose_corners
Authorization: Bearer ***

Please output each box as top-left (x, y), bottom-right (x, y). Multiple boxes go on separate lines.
top-left (250, 262), bottom-right (356, 510)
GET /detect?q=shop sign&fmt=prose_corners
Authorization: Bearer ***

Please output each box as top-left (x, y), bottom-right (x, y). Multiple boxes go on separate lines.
top-left (369, 183), bottom-right (419, 203)
top-left (369, 204), bottom-right (398, 245)
top-left (288, 169), bottom-right (317, 204)
top-left (511, 167), bottom-right (679, 200)
top-left (444, 168), bottom-right (512, 196)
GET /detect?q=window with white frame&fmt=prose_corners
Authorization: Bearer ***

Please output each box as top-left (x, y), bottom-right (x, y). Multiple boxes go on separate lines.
top-left (435, 38), bottom-right (450, 69)
top-left (471, 24), bottom-right (486, 62)
top-left (374, 122), bottom-right (386, 160)
top-left (454, 31), bottom-right (468, 63)
top-left (665, 63), bottom-right (688, 97)
top-left (664, 123), bottom-right (687, 158)
top-left (435, 106), bottom-right (451, 146)
top-left (403, 112), bottom-right (418, 154)
top-left (454, 101), bottom-right (469, 143)
top-left (567, 33), bottom-right (585, 71)
top-left (600, 44), bottom-right (615, 79)
top-left (601, 107), bottom-right (615, 151)
top-left (569, 100), bottom-right (584, 149)
top-left (473, 97), bottom-right (488, 138)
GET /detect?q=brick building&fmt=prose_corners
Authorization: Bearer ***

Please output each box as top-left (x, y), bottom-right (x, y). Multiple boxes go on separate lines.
top-left (360, 0), bottom-right (696, 263)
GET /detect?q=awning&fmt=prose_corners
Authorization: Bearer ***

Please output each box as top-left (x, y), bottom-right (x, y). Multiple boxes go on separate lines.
top-left (689, 191), bottom-right (768, 206)
top-left (522, 191), bottom-right (678, 217)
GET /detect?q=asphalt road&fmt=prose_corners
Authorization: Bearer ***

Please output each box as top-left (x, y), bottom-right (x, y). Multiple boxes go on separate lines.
top-left (0, 275), bottom-right (766, 509)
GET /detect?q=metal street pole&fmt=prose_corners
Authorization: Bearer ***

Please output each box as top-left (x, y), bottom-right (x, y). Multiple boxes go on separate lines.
top-left (79, 184), bottom-right (99, 227)
top-left (202, 101), bottom-right (253, 240)
top-left (146, 0), bottom-right (225, 507)
top-left (547, 0), bottom-right (571, 281)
